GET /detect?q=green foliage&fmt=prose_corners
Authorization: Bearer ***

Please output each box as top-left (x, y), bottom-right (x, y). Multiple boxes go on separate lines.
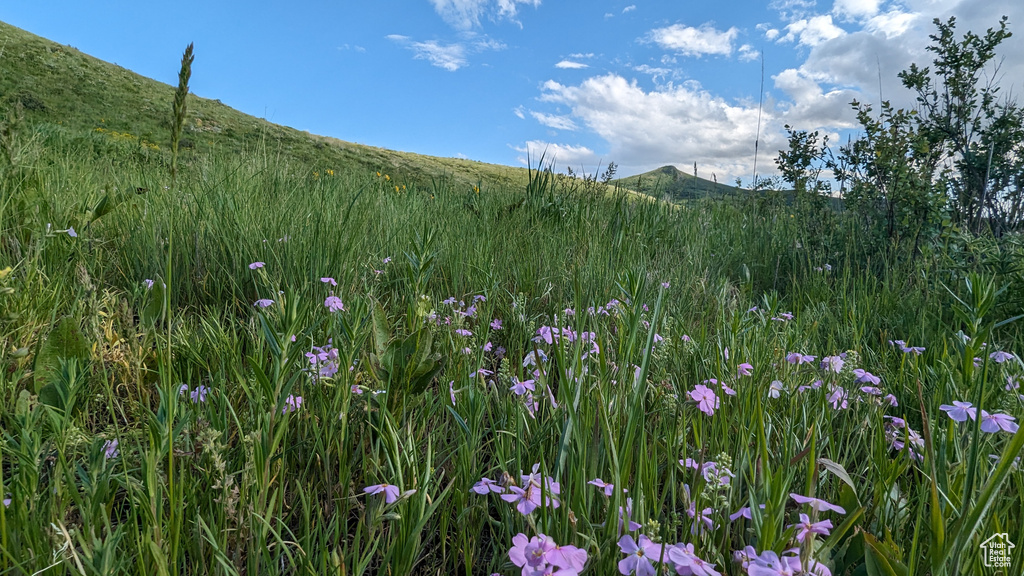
top-left (32, 315), bottom-right (89, 393)
top-left (368, 302), bottom-right (446, 414)
top-left (837, 100), bottom-right (948, 248)
top-left (1, 17), bottom-right (1023, 576)
top-left (898, 16), bottom-right (1023, 233)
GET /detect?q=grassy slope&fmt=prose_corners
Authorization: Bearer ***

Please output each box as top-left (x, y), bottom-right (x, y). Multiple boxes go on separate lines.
top-left (0, 20), bottom-right (532, 189)
top-left (611, 164), bottom-right (745, 201)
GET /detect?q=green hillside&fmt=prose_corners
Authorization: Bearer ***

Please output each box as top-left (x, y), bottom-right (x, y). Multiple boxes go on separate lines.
top-left (611, 164), bottom-right (744, 201)
top-left (0, 20), bottom-right (531, 189)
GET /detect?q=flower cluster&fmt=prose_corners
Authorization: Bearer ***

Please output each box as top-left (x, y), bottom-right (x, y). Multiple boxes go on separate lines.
top-left (282, 394), bottom-right (303, 414)
top-left (472, 464), bottom-right (560, 515)
top-left (939, 400), bottom-right (1018, 433)
top-left (617, 534), bottom-right (719, 576)
top-left (734, 547), bottom-right (831, 576)
top-left (305, 340), bottom-right (340, 380)
top-left (178, 384), bottom-right (209, 403)
top-left (509, 533), bottom-right (588, 576)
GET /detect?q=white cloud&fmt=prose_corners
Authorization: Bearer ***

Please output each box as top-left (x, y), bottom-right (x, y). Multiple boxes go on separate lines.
top-left (757, 22), bottom-right (782, 40)
top-left (633, 64), bottom-right (675, 82)
top-left (513, 106), bottom-right (526, 119)
top-left (519, 0), bottom-right (1024, 180)
top-left (570, 52), bottom-right (595, 59)
top-left (738, 44), bottom-right (760, 62)
top-left (538, 74), bottom-right (780, 179)
top-left (388, 36), bottom-right (467, 71)
top-left (622, 5), bottom-right (636, 13)
top-left (388, 33), bottom-right (506, 70)
top-left (556, 60), bottom-right (589, 69)
top-left (514, 141), bottom-right (599, 168)
top-left (779, 15), bottom-right (846, 46)
top-left (772, 67), bottom-right (860, 128)
top-left (832, 0), bottom-right (883, 21)
top-left (530, 111), bottom-right (578, 130)
top-left (865, 10), bottom-right (917, 38)
top-left (430, 0), bottom-right (541, 30)
top-left (769, 0), bottom-right (817, 21)
top-left (649, 23), bottom-right (739, 57)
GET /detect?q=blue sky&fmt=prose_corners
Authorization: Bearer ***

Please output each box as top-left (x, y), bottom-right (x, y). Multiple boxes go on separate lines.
top-left (3, 0), bottom-right (1022, 182)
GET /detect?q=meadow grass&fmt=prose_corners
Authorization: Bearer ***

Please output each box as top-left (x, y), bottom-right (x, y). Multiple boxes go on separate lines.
top-left (1, 119), bottom-right (1023, 576)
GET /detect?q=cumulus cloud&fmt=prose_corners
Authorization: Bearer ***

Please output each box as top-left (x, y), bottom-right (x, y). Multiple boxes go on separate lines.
top-left (430, 0), bottom-right (541, 30)
top-left (649, 23), bottom-right (739, 57)
top-left (556, 60), bottom-right (589, 69)
top-left (537, 74), bottom-right (780, 178)
top-left (514, 141), bottom-right (599, 168)
top-left (738, 44), bottom-right (760, 62)
top-left (530, 111), bottom-right (578, 130)
top-left (772, 68), bottom-right (860, 128)
top-left (865, 10), bottom-right (918, 38)
top-left (767, 0), bottom-right (1024, 131)
top-left (518, 0), bottom-right (1024, 181)
top-left (832, 0), bottom-right (883, 21)
top-left (779, 15), bottom-right (846, 46)
top-left (623, 5), bottom-right (636, 13)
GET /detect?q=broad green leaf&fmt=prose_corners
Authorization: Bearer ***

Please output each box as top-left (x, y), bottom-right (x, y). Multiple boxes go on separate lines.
top-left (33, 315), bottom-right (89, 393)
top-left (863, 532), bottom-right (908, 576)
top-left (819, 457), bottom-right (858, 495)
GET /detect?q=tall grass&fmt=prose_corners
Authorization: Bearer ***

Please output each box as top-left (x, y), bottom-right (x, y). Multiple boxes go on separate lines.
top-left (1, 124), bottom-right (1022, 575)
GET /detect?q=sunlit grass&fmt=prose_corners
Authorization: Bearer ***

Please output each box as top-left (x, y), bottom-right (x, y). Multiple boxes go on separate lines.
top-left (1, 111), bottom-right (1023, 576)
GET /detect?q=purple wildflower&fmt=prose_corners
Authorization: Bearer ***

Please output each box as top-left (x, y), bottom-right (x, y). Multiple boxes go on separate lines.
top-left (666, 543), bottom-right (721, 576)
top-left (588, 478), bottom-right (615, 497)
top-left (820, 356), bottom-right (844, 373)
top-left (990, 351), bottom-right (1015, 363)
top-left (786, 352), bottom-right (816, 365)
top-left (853, 369), bottom-right (881, 385)
top-left (689, 384), bottom-right (720, 416)
top-left (364, 483), bottom-right (402, 503)
top-left (790, 493), bottom-right (846, 514)
top-left (282, 394), bottom-right (303, 414)
top-left (190, 385), bottom-right (209, 403)
top-left (324, 295), bottom-right (345, 312)
top-left (980, 411), bottom-right (1019, 433)
top-left (471, 477), bottom-right (504, 494)
top-left (249, 261), bottom-right (265, 269)
top-left (617, 535), bottom-right (663, 576)
top-left (939, 401), bottom-right (977, 422)
top-left (827, 386), bottom-right (848, 410)
top-left (790, 513), bottom-right (833, 543)
top-left (254, 299), bottom-right (274, 308)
